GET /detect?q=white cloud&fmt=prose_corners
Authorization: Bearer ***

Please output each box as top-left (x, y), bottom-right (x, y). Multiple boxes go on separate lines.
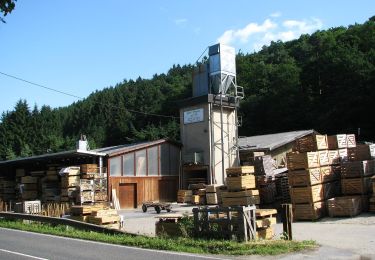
top-left (217, 17), bottom-right (323, 51)
top-left (270, 12), bottom-right (282, 18)
top-left (175, 18), bottom-right (187, 25)
top-left (217, 19), bottom-right (277, 45)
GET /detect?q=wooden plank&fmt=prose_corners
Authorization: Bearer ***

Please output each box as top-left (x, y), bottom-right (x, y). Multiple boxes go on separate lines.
top-left (226, 166), bottom-right (255, 175)
top-left (341, 177), bottom-right (372, 195)
top-left (221, 196), bottom-right (260, 207)
top-left (256, 208), bottom-right (277, 217)
top-left (221, 189), bottom-right (259, 198)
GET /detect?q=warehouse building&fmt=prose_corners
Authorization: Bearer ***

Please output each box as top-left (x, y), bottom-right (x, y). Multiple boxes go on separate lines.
top-left (0, 139), bottom-right (181, 209)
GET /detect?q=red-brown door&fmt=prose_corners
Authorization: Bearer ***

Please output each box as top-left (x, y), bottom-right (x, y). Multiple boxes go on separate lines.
top-left (119, 183), bottom-right (137, 208)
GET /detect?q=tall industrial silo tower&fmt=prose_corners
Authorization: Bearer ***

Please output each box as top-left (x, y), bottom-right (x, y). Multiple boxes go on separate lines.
top-left (180, 43), bottom-right (244, 187)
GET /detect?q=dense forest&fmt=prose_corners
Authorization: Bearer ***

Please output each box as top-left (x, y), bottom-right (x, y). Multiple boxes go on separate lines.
top-left (1, 17), bottom-right (374, 160)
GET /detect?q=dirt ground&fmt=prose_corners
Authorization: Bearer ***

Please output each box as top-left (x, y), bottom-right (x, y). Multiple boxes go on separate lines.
top-left (118, 204), bottom-right (375, 259)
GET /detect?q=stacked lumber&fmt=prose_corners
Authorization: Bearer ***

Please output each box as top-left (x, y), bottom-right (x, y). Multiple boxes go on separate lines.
top-left (340, 144), bottom-right (374, 212)
top-left (41, 167), bottom-right (60, 202)
top-left (94, 178), bottom-right (108, 202)
top-left (275, 173), bottom-right (291, 203)
top-left (70, 204), bottom-right (107, 222)
top-left (87, 208), bottom-right (120, 229)
top-left (222, 167), bottom-right (259, 207)
top-left (20, 176), bottom-right (38, 200)
top-left (287, 134), bottom-right (342, 220)
top-left (60, 167), bottom-right (81, 202)
top-left (256, 209), bottom-right (277, 239)
top-left (294, 134), bottom-right (328, 153)
top-left (0, 178), bottom-right (16, 202)
top-left (327, 196), bottom-right (362, 217)
top-left (370, 177), bottom-right (375, 212)
top-left (205, 185), bottom-right (223, 205)
top-left (177, 190), bottom-right (192, 203)
top-left (77, 179), bottom-right (95, 204)
top-left (256, 176), bottom-right (276, 204)
top-left (80, 164), bottom-right (99, 179)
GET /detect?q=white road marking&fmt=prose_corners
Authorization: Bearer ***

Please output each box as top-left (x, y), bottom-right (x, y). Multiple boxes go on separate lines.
top-left (0, 227), bottom-right (228, 260)
top-left (0, 248), bottom-right (49, 260)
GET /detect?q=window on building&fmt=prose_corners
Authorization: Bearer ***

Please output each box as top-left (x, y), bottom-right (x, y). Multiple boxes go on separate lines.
top-left (123, 153), bottom-right (134, 176)
top-left (109, 156), bottom-right (121, 176)
top-left (147, 146), bottom-right (158, 176)
top-left (160, 143), bottom-right (170, 176)
top-left (135, 149), bottom-right (147, 176)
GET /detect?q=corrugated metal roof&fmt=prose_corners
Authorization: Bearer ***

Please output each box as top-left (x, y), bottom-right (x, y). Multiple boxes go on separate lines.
top-left (238, 130), bottom-right (317, 152)
top-left (0, 139), bottom-right (180, 165)
top-left (92, 139), bottom-right (180, 157)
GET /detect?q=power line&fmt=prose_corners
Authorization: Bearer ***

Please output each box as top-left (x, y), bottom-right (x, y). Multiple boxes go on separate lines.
top-left (0, 71), bottom-right (180, 119)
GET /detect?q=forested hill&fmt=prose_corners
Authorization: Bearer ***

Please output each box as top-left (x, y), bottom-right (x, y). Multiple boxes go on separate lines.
top-left (1, 17), bottom-right (374, 160)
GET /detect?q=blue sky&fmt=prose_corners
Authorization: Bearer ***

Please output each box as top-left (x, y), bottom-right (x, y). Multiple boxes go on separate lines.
top-left (0, 1), bottom-right (374, 115)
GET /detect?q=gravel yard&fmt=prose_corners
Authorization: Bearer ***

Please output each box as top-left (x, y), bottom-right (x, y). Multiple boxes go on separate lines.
top-left (118, 205), bottom-right (375, 259)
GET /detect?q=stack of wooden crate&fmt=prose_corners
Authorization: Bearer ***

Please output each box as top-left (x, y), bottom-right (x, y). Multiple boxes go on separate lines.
top-left (94, 178), bottom-right (108, 202)
top-left (80, 164), bottom-right (100, 178)
top-left (0, 178), bottom-right (16, 202)
top-left (221, 166), bottom-right (259, 207)
top-left (41, 167), bottom-right (60, 202)
top-left (70, 204), bottom-right (106, 222)
top-left (60, 167), bottom-right (81, 202)
top-left (339, 143), bottom-right (373, 211)
top-left (256, 176), bottom-right (277, 204)
top-left (177, 190), bottom-right (192, 203)
top-left (288, 134), bottom-right (340, 220)
top-left (256, 209), bottom-right (277, 239)
top-left (369, 177), bottom-right (375, 212)
top-left (78, 179), bottom-right (95, 204)
top-left (327, 196), bottom-right (362, 217)
top-left (20, 176), bottom-right (39, 200)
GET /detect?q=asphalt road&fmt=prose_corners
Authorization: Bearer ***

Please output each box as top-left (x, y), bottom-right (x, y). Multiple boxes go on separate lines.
top-left (0, 228), bottom-right (229, 260)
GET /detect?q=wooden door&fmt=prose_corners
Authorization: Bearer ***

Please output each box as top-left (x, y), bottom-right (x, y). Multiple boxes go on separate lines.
top-left (119, 183), bottom-right (137, 208)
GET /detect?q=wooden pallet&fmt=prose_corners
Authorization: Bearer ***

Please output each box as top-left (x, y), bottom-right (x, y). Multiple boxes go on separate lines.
top-left (327, 196), bottom-right (362, 217)
top-left (259, 183), bottom-right (276, 204)
top-left (293, 201), bottom-right (325, 220)
top-left (341, 177), bottom-right (372, 195)
top-left (290, 185), bottom-right (323, 204)
top-left (226, 175), bottom-right (256, 191)
top-left (286, 152), bottom-right (319, 170)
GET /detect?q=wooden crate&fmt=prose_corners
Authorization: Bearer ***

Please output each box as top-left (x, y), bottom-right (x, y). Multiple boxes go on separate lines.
top-left (341, 160), bottom-right (375, 178)
top-left (206, 193), bottom-right (218, 205)
top-left (369, 196), bottom-right (375, 212)
top-left (286, 152), bottom-right (319, 170)
top-left (293, 201), bottom-right (326, 220)
top-left (177, 190), bottom-right (192, 203)
top-left (80, 164), bottom-right (98, 174)
top-left (256, 227), bottom-right (274, 239)
top-left (226, 175), bottom-right (256, 191)
top-left (221, 195), bottom-right (260, 207)
top-left (290, 184), bottom-right (323, 204)
top-left (328, 150), bottom-right (340, 165)
top-left (346, 134), bottom-right (356, 148)
top-left (226, 166), bottom-right (255, 176)
top-left (255, 208), bottom-right (277, 229)
top-left (320, 166), bottom-right (340, 183)
top-left (327, 196), bottom-right (362, 217)
top-left (206, 185), bottom-right (223, 193)
top-left (341, 177), bottom-right (372, 195)
top-left (294, 134), bottom-right (328, 152)
top-left (347, 145), bottom-right (371, 161)
top-left (288, 168), bottom-right (321, 187)
top-left (327, 134), bottom-right (347, 149)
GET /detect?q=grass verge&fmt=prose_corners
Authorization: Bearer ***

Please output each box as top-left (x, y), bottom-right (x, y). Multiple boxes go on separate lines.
top-left (0, 219), bottom-right (316, 255)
